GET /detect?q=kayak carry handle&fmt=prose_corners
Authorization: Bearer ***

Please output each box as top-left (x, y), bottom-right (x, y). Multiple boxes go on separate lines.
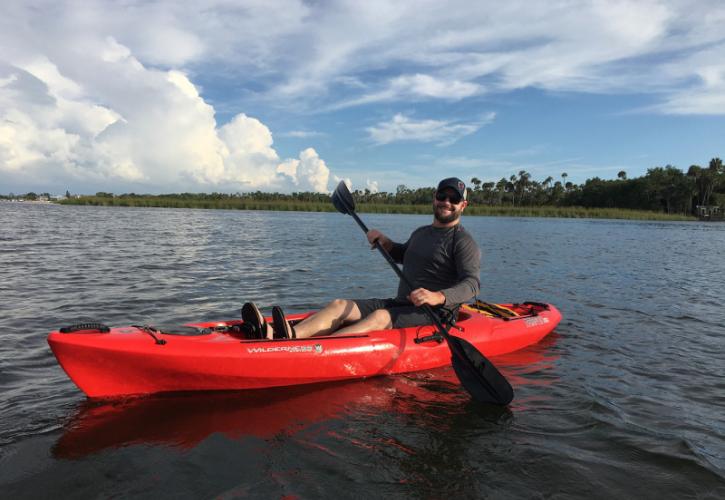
top-left (59, 323), bottom-right (110, 333)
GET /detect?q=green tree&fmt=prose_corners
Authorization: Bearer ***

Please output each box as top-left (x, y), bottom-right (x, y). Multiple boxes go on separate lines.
top-left (646, 166), bottom-right (694, 214)
top-left (687, 159), bottom-right (723, 207)
top-left (495, 178), bottom-right (508, 205)
top-left (515, 170), bottom-right (531, 205)
top-left (705, 157), bottom-right (724, 205)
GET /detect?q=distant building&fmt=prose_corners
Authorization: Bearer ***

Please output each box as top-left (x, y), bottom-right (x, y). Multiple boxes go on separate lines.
top-left (696, 205), bottom-right (724, 221)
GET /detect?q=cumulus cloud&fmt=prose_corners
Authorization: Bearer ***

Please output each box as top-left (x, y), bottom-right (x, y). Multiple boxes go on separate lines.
top-left (0, 24), bottom-right (330, 193)
top-left (367, 113), bottom-right (495, 146)
top-left (333, 175), bottom-right (352, 192)
top-left (366, 179), bottom-right (379, 193)
top-left (276, 148), bottom-right (330, 192)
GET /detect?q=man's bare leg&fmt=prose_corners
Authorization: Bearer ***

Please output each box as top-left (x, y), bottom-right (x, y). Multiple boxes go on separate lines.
top-left (333, 309), bottom-right (393, 335)
top-left (293, 299), bottom-right (363, 338)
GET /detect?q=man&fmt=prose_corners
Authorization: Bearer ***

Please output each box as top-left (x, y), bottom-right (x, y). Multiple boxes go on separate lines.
top-left (242, 177), bottom-right (480, 339)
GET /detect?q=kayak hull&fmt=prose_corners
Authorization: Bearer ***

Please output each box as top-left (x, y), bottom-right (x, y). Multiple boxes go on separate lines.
top-left (48, 303), bottom-right (561, 399)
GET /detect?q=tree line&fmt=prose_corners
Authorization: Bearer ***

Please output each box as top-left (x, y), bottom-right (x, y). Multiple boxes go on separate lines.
top-left (387, 157), bottom-right (723, 216)
top-left (5, 157), bottom-right (723, 217)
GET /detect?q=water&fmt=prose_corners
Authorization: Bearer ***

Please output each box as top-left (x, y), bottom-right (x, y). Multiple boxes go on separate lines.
top-left (1, 202), bottom-right (724, 498)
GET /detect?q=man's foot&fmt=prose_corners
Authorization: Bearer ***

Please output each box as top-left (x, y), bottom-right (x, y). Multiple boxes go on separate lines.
top-left (272, 306), bottom-right (295, 339)
top-left (241, 302), bottom-right (267, 339)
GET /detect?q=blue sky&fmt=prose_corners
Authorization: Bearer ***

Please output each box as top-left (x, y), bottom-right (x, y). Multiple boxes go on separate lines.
top-left (1, 1), bottom-right (724, 195)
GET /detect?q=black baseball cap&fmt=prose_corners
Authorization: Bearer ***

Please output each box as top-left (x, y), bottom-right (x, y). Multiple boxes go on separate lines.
top-left (436, 177), bottom-right (467, 200)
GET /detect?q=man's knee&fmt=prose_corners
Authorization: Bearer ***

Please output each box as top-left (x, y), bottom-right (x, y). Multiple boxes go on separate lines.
top-left (367, 309), bottom-right (393, 329)
top-left (327, 298), bottom-right (361, 323)
top-left (328, 298), bottom-right (351, 310)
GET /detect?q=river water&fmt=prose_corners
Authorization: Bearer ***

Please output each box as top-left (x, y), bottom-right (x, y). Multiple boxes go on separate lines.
top-left (1, 202), bottom-right (723, 498)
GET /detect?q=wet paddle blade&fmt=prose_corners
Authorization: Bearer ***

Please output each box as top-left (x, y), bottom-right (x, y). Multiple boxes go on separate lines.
top-left (331, 181), bottom-right (355, 215)
top-left (449, 335), bottom-right (514, 405)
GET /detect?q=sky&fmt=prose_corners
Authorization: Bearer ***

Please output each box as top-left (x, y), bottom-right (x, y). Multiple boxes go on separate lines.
top-left (1, 0), bottom-right (724, 195)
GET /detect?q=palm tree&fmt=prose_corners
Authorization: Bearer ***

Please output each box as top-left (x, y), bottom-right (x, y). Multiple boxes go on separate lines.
top-left (540, 176), bottom-right (554, 204)
top-left (516, 170), bottom-right (531, 205)
top-left (481, 182), bottom-right (495, 204)
top-left (617, 170), bottom-right (627, 180)
top-left (496, 178), bottom-right (508, 205)
top-left (704, 157), bottom-right (724, 206)
top-left (689, 159), bottom-right (724, 207)
top-left (470, 177), bottom-right (482, 191)
top-left (508, 175), bottom-right (517, 206)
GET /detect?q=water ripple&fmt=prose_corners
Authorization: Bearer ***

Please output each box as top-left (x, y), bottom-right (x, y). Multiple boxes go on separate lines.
top-left (1, 204), bottom-right (724, 497)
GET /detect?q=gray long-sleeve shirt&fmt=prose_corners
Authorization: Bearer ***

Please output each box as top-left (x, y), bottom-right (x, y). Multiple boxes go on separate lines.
top-left (389, 224), bottom-right (481, 306)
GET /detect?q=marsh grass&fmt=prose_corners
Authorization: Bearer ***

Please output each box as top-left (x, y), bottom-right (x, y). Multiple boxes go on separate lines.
top-left (59, 196), bottom-right (695, 221)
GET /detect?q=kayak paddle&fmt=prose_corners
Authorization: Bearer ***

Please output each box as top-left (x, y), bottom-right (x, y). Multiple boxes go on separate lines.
top-left (331, 181), bottom-right (514, 405)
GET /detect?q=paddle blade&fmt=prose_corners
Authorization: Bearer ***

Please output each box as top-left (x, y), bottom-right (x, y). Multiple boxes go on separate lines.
top-left (449, 335), bottom-right (514, 405)
top-left (331, 180), bottom-right (355, 215)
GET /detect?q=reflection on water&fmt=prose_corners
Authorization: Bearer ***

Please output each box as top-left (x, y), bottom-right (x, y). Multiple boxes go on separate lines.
top-left (52, 327), bottom-right (559, 459)
top-left (1, 203), bottom-right (724, 497)
top-left (51, 371), bottom-right (491, 459)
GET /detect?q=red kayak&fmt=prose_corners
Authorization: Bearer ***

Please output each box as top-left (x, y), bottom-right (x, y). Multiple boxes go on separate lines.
top-left (48, 301), bottom-right (561, 399)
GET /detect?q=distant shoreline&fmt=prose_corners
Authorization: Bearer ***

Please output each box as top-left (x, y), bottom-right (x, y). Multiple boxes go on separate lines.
top-left (0, 199), bottom-right (52, 204)
top-left (53, 197), bottom-right (695, 221)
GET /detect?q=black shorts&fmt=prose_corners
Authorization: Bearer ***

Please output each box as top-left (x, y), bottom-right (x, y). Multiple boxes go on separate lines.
top-left (353, 298), bottom-right (451, 329)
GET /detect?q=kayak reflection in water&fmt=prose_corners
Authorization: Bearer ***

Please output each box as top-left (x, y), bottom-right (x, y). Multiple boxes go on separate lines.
top-left (243, 177), bottom-right (482, 339)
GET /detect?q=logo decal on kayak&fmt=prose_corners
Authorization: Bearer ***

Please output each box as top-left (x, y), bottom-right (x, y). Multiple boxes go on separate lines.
top-left (524, 316), bottom-right (549, 327)
top-left (247, 344), bottom-right (324, 354)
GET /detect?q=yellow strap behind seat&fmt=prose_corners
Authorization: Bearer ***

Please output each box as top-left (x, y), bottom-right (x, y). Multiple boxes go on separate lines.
top-left (462, 301), bottom-right (519, 318)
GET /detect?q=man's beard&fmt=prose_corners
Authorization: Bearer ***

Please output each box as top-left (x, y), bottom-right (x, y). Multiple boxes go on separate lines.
top-left (434, 205), bottom-right (461, 224)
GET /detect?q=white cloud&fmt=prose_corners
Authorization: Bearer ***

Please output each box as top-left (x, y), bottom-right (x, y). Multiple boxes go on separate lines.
top-left (655, 42), bottom-right (725, 115)
top-left (182, 0), bottom-right (723, 115)
top-left (333, 175), bottom-right (352, 192)
top-left (2, 0), bottom-right (725, 194)
top-left (3, 0), bottom-right (722, 116)
top-left (0, 29), bottom-right (330, 193)
top-left (367, 113), bottom-right (495, 146)
top-left (279, 130), bottom-right (325, 138)
top-left (276, 148), bottom-right (330, 192)
top-left (334, 73), bottom-right (482, 109)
